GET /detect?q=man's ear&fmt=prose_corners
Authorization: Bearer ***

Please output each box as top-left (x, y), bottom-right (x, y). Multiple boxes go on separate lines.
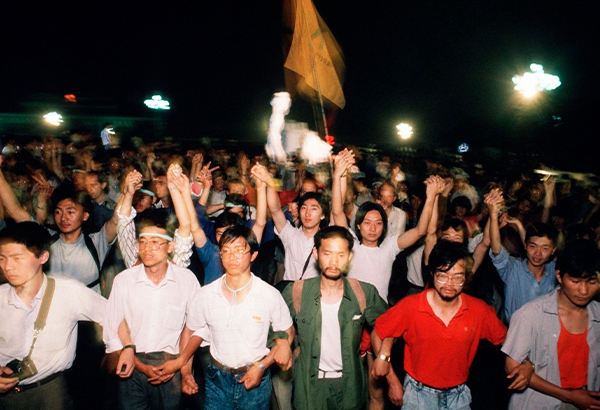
top-left (83, 212), bottom-right (90, 222)
top-left (39, 250), bottom-right (50, 266)
top-left (312, 247), bottom-right (319, 260)
top-left (555, 269), bottom-right (562, 284)
top-left (101, 182), bottom-right (107, 190)
top-left (152, 197), bottom-right (157, 204)
top-left (250, 251), bottom-right (259, 262)
top-left (167, 241), bottom-right (176, 254)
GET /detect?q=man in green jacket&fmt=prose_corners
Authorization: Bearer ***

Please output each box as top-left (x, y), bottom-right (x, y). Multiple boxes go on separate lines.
top-left (283, 226), bottom-right (388, 410)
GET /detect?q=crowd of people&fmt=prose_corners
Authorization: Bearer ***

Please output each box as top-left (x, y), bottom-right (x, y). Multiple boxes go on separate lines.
top-left (1, 132), bottom-right (600, 410)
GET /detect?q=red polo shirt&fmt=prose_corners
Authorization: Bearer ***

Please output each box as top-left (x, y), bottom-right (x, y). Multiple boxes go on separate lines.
top-left (374, 289), bottom-right (506, 389)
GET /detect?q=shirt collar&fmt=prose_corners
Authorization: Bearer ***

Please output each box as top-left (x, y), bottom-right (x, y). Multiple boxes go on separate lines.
top-left (135, 262), bottom-right (176, 287)
top-left (8, 275), bottom-right (46, 310)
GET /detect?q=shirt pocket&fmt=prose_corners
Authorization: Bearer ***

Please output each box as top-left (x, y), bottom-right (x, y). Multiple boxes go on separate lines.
top-left (164, 304), bottom-right (186, 331)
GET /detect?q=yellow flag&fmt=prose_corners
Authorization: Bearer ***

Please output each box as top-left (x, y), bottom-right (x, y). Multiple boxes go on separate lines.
top-left (284, 0), bottom-right (346, 109)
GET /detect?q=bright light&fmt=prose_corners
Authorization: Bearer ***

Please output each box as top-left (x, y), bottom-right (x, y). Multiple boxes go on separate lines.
top-left (107, 128), bottom-right (115, 135)
top-left (512, 63), bottom-right (561, 98)
top-left (144, 95), bottom-right (170, 110)
top-left (43, 112), bottom-right (63, 126)
top-left (396, 123), bottom-right (413, 140)
top-left (458, 143), bottom-right (469, 153)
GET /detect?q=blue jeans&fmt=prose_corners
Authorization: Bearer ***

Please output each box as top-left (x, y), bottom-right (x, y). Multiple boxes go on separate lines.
top-left (204, 363), bottom-right (271, 410)
top-left (402, 374), bottom-right (471, 410)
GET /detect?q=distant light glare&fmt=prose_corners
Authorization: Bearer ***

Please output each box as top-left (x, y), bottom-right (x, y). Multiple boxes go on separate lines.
top-left (512, 63), bottom-right (561, 98)
top-left (144, 95), bottom-right (170, 110)
top-left (107, 128), bottom-right (115, 135)
top-left (458, 143), bottom-right (469, 153)
top-left (396, 123), bottom-right (413, 140)
top-left (43, 112), bottom-right (63, 126)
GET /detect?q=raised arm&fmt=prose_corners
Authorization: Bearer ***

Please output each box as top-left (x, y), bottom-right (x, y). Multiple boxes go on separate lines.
top-left (253, 163), bottom-right (287, 233)
top-left (331, 149), bottom-right (354, 228)
top-left (485, 188), bottom-right (504, 256)
top-left (31, 172), bottom-right (53, 225)
top-left (397, 175), bottom-right (445, 250)
top-left (166, 164), bottom-right (191, 239)
top-left (250, 164), bottom-right (268, 243)
top-left (541, 176), bottom-right (555, 224)
top-left (423, 194), bottom-right (441, 266)
top-left (0, 155), bottom-right (32, 222)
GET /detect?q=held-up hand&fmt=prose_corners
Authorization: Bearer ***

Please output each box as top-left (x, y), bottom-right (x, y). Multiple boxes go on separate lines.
top-left (124, 170), bottom-right (144, 196)
top-left (196, 162), bottom-right (218, 189)
top-left (424, 175), bottom-right (446, 198)
top-left (0, 367), bottom-right (19, 393)
top-left (167, 164), bottom-right (189, 193)
top-left (333, 148), bottom-right (355, 178)
top-left (239, 364), bottom-right (263, 391)
top-left (484, 188), bottom-right (504, 215)
top-left (250, 163), bottom-right (274, 187)
top-left (191, 153), bottom-right (203, 166)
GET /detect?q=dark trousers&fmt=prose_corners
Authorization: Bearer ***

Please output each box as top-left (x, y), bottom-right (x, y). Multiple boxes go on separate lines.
top-left (0, 373), bottom-right (72, 410)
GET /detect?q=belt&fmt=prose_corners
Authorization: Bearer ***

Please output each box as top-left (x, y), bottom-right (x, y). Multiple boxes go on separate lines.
top-left (317, 370), bottom-right (343, 379)
top-left (136, 352), bottom-right (179, 361)
top-left (211, 357), bottom-right (262, 375)
top-left (415, 380), bottom-right (463, 391)
top-left (6, 372), bottom-right (62, 394)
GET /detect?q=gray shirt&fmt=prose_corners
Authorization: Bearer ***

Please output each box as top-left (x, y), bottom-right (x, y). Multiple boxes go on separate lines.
top-left (502, 289), bottom-right (600, 409)
top-left (48, 226), bottom-right (114, 293)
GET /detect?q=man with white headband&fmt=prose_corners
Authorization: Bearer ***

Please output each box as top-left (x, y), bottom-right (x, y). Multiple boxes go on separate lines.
top-left (103, 209), bottom-right (201, 409)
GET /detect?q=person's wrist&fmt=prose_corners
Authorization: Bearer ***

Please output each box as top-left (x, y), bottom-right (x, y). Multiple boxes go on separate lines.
top-left (376, 353), bottom-right (391, 362)
top-left (253, 361), bottom-right (266, 373)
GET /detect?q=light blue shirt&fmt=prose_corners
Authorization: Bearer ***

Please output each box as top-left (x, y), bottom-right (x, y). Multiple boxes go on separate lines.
top-left (490, 246), bottom-right (556, 323)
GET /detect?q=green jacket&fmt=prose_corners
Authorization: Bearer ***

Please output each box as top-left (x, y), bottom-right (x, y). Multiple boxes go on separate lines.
top-left (283, 276), bottom-right (388, 410)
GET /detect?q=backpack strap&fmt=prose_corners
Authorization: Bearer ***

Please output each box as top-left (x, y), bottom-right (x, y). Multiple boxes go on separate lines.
top-left (347, 278), bottom-right (367, 314)
top-left (292, 280), bottom-right (305, 315)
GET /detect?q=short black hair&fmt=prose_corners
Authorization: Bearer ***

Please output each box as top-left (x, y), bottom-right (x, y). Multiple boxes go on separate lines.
top-left (219, 225), bottom-right (259, 254)
top-left (52, 187), bottom-right (94, 215)
top-left (556, 239), bottom-right (600, 279)
top-left (441, 218), bottom-right (469, 245)
top-left (214, 212), bottom-right (244, 230)
top-left (135, 208), bottom-right (176, 239)
top-left (314, 226), bottom-right (354, 251)
top-left (0, 222), bottom-right (51, 258)
top-left (354, 202), bottom-right (387, 246)
top-left (526, 222), bottom-right (558, 246)
top-left (427, 240), bottom-right (474, 280)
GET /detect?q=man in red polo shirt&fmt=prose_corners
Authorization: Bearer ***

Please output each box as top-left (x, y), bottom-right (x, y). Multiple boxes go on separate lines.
top-left (371, 241), bottom-right (507, 409)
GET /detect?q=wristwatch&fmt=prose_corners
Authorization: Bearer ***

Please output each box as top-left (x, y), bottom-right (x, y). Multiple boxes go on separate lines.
top-left (376, 353), bottom-right (391, 362)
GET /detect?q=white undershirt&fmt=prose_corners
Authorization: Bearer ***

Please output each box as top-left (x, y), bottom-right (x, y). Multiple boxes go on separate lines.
top-left (318, 298), bottom-right (343, 372)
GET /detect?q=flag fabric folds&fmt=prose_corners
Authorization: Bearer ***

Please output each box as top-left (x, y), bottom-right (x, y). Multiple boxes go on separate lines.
top-left (284, 0), bottom-right (346, 109)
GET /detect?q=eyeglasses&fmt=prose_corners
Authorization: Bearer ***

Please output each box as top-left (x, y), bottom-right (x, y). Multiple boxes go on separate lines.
top-left (435, 273), bottom-right (466, 286)
top-left (220, 249), bottom-right (251, 259)
top-left (138, 240), bottom-right (168, 250)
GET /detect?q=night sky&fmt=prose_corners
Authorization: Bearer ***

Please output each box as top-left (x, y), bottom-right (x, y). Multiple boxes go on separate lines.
top-left (2, 1), bottom-right (599, 168)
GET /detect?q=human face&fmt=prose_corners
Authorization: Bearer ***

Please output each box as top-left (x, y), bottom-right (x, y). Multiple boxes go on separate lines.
top-left (220, 237), bottom-right (256, 277)
top-left (517, 199), bottom-right (532, 215)
top-left (300, 198), bottom-right (324, 230)
top-left (441, 227), bottom-right (466, 243)
top-left (0, 242), bottom-right (48, 289)
top-left (357, 210), bottom-right (384, 247)
top-left (84, 174), bottom-right (106, 201)
top-left (227, 182), bottom-right (245, 196)
top-left (432, 260), bottom-right (467, 302)
top-left (138, 227), bottom-right (174, 268)
top-left (454, 206), bottom-right (468, 218)
top-left (153, 176), bottom-right (169, 200)
top-left (215, 225), bottom-right (234, 244)
top-left (72, 172), bottom-right (86, 191)
top-left (300, 180), bottom-right (318, 196)
top-left (526, 236), bottom-right (556, 268)
top-left (213, 176), bottom-right (225, 192)
top-left (54, 199), bottom-right (89, 235)
top-left (557, 272), bottom-right (599, 309)
top-left (313, 237), bottom-right (353, 281)
top-left (133, 193), bottom-right (155, 213)
top-left (378, 185), bottom-right (397, 210)
top-left (109, 158), bottom-right (121, 175)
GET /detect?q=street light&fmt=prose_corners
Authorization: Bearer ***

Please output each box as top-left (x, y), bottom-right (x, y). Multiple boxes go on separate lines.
top-left (144, 95), bottom-right (170, 110)
top-left (43, 112), bottom-right (63, 126)
top-left (396, 123), bottom-right (413, 140)
top-left (512, 63), bottom-right (561, 98)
